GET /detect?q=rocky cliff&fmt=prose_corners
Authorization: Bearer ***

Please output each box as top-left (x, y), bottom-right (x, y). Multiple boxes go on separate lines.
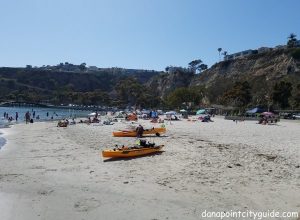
top-left (192, 48), bottom-right (300, 86)
top-left (147, 71), bottom-right (194, 98)
top-left (191, 48), bottom-right (300, 104)
top-left (149, 48), bottom-right (300, 105)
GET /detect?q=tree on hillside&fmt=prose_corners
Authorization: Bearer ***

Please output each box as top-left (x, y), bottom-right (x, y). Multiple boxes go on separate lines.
top-left (218, 48), bottom-right (222, 61)
top-left (79, 63), bottom-right (87, 71)
top-left (166, 87), bottom-right (203, 109)
top-left (222, 51), bottom-right (228, 60)
top-left (221, 81), bottom-right (252, 108)
top-left (287, 33), bottom-right (298, 48)
top-left (188, 59), bottom-right (208, 74)
top-left (199, 64), bottom-right (208, 71)
top-left (115, 77), bottom-right (160, 108)
top-left (188, 59), bottom-right (202, 74)
top-left (290, 84), bottom-right (300, 109)
top-left (272, 81), bottom-right (292, 109)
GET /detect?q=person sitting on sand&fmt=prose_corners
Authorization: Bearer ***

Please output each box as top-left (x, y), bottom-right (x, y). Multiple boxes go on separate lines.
top-left (158, 117), bottom-right (164, 123)
top-left (92, 117), bottom-right (100, 123)
top-left (150, 118), bottom-right (158, 123)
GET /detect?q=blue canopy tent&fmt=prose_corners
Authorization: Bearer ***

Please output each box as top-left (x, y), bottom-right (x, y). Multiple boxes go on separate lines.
top-left (246, 107), bottom-right (265, 114)
top-left (196, 109), bottom-right (206, 115)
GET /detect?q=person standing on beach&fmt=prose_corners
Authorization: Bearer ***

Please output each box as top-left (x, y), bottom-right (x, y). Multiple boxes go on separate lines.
top-left (15, 112), bottom-right (18, 121)
top-left (46, 112), bottom-right (49, 117)
top-left (136, 124), bottom-right (144, 138)
top-left (33, 111), bottom-right (36, 118)
top-left (25, 111), bottom-right (30, 124)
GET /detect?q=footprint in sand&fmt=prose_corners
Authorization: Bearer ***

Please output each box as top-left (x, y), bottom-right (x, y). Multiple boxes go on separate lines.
top-left (0, 174), bottom-right (24, 182)
top-left (37, 189), bottom-right (54, 196)
top-left (30, 165), bottom-right (46, 170)
top-left (74, 198), bottom-right (101, 212)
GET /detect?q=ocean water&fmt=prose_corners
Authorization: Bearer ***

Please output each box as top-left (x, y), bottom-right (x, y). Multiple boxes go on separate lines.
top-left (0, 106), bottom-right (92, 149)
top-left (0, 106), bottom-right (91, 127)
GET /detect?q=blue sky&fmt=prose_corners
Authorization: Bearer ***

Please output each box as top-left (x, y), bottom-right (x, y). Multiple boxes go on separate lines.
top-left (0, 0), bottom-right (299, 70)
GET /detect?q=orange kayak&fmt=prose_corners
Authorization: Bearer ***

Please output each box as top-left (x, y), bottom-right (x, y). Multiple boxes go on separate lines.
top-left (102, 145), bottom-right (164, 158)
top-left (112, 127), bottom-right (166, 137)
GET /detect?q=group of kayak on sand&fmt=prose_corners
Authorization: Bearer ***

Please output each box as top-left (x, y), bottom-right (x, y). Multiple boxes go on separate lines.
top-left (55, 112), bottom-right (166, 158)
top-left (103, 124), bottom-right (166, 158)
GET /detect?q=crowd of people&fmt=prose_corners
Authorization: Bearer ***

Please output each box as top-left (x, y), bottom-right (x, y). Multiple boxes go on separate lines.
top-left (2, 110), bottom-right (60, 124)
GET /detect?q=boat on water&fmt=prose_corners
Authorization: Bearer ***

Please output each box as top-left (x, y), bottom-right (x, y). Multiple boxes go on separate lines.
top-left (113, 127), bottom-right (166, 137)
top-left (102, 141), bottom-right (164, 158)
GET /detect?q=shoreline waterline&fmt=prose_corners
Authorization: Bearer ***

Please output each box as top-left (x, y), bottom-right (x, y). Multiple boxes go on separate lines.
top-left (0, 127), bottom-right (9, 150)
top-left (0, 136), bottom-right (6, 149)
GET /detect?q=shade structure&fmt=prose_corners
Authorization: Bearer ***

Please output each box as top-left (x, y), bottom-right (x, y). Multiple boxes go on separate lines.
top-left (88, 112), bottom-right (96, 116)
top-left (246, 107), bottom-right (265, 114)
top-left (165, 111), bottom-right (177, 115)
top-left (179, 109), bottom-right (187, 112)
top-left (196, 109), bottom-right (206, 115)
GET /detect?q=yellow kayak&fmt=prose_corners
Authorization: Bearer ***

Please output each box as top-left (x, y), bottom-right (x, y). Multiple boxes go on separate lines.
top-left (113, 127), bottom-right (166, 137)
top-left (102, 145), bottom-right (164, 158)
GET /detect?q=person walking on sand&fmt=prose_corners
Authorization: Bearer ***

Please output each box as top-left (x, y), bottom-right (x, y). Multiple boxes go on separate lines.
top-left (25, 111), bottom-right (30, 124)
top-left (15, 112), bottom-right (18, 121)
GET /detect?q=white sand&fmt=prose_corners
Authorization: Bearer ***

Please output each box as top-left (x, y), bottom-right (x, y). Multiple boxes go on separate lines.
top-left (0, 117), bottom-right (299, 220)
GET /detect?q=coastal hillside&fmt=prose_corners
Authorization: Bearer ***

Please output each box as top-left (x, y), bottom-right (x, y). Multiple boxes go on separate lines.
top-left (192, 48), bottom-right (300, 87)
top-left (190, 48), bottom-right (300, 107)
top-left (0, 48), bottom-right (300, 109)
top-left (0, 67), bottom-right (161, 106)
top-left (147, 48), bottom-right (300, 109)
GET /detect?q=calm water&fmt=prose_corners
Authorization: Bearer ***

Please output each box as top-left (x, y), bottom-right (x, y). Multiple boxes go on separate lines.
top-left (0, 106), bottom-right (92, 127)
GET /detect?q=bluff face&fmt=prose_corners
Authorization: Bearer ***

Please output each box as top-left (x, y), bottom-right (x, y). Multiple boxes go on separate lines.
top-left (147, 71), bottom-right (194, 98)
top-left (148, 48), bottom-right (300, 105)
top-left (192, 49), bottom-right (300, 86)
top-left (191, 48), bottom-right (300, 105)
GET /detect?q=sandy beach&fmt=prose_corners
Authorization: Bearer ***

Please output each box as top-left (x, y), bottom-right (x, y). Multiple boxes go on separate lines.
top-left (0, 117), bottom-right (299, 220)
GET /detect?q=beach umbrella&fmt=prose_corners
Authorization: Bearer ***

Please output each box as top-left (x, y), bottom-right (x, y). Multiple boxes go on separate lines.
top-left (88, 112), bottom-right (96, 116)
top-left (196, 109), bottom-right (206, 115)
top-left (261, 112), bottom-right (274, 116)
top-left (142, 110), bottom-right (150, 114)
top-left (179, 109), bottom-right (187, 112)
top-left (246, 107), bottom-right (265, 114)
top-left (165, 111), bottom-right (177, 115)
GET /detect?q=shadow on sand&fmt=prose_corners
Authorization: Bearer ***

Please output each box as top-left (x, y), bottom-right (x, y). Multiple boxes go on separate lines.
top-left (113, 135), bottom-right (169, 138)
top-left (102, 151), bottom-right (165, 162)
